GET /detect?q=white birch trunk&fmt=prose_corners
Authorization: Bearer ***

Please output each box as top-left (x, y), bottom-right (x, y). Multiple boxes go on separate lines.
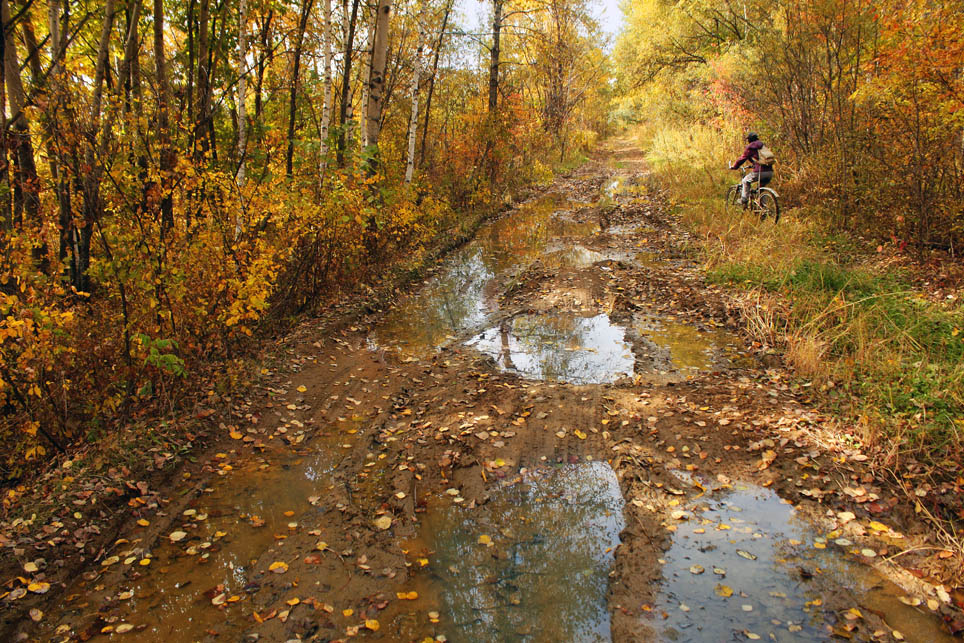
top-left (236, 0), bottom-right (249, 188)
top-left (359, 30), bottom-right (372, 150)
top-left (318, 0), bottom-right (333, 181)
top-left (404, 20), bottom-right (428, 184)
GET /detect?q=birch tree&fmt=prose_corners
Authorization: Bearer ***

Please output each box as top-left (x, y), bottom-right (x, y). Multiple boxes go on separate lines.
top-left (317, 0), bottom-right (334, 180)
top-left (404, 14), bottom-right (429, 183)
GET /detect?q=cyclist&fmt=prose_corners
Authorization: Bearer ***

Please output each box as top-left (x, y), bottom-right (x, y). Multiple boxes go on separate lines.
top-left (730, 132), bottom-right (774, 205)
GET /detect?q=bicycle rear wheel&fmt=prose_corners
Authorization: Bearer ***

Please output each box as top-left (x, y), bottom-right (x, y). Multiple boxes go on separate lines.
top-left (757, 189), bottom-right (780, 223)
top-left (725, 185), bottom-right (742, 214)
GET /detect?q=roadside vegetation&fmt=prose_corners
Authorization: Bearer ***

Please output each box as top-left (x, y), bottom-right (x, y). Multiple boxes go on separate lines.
top-left (0, 0), bottom-right (610, 482)
top-left (613, 1), bottom-right (964, 476)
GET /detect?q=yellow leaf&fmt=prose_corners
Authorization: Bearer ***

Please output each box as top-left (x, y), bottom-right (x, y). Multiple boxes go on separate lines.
top-left (715, 584), bottom-right (733, 598)
top-left (230, 430), bottom-right (243, 440)
top-left (286, 598), bottom-right (300, 606)
top-left (574, 430), bottom-right (587, 440)
top-left (136, 519), bottom-right (149, 527)
top-left (297, 385), bottom-right (307, 393)
top-left (365, 619), bottom-right (380, 631)
top-left (396, 591), bottom-right (418, 600)
top-left (373, 515), bottom-right (392, 530)
top-left (268, 561), bottom-right (288, 574)
top-left (342, 608), bottom-right (354, 617)
top-left (478, 534), bottom-right (493, 547)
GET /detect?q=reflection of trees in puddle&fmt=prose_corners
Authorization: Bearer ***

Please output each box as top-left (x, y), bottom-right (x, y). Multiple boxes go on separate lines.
top-left (419, 464), bottom-right (624, 641)
top-left (372, 194), bottom-right (593, 355)
top-left (471, 314), bottom-right (634, 384)
top-left (376, 248), bottom-right (492, 351)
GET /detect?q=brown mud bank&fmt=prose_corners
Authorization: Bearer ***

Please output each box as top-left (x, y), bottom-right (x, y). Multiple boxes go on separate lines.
top-left (5, 141), bottom-right (962, 642)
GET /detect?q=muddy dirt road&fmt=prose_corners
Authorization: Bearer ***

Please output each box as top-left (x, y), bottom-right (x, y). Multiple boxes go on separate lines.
top-left (12, 142), bottom-right (960, 641)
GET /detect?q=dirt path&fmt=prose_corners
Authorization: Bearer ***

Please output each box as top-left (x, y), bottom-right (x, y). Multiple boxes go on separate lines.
top-left (9, 142), bottom-right (962, 642)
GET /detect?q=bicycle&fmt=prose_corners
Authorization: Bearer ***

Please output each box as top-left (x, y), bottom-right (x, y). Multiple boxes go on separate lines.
top-left (725, 166), bottom-right (780, 222)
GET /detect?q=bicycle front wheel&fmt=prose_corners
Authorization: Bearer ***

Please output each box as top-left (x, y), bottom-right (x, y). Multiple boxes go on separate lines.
top-left (757, 189), bottom-right (780, 223)
top-left (725, 185), bottom-right (742, 214)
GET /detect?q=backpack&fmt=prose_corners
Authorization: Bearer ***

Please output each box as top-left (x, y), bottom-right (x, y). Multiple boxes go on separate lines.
top-left (758, 145), bottom-right (776, 166)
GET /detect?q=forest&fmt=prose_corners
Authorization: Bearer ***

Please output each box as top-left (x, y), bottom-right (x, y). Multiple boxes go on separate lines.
top-left (0, 0), bottom-right (609, 473)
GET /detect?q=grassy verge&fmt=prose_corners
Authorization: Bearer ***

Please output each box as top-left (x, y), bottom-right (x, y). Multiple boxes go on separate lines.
top-left (638, 125), bottom-right (964, 463)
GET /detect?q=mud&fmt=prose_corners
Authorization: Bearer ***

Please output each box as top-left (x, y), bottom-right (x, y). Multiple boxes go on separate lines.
top-left (8, 141), bottom-right (962, 642)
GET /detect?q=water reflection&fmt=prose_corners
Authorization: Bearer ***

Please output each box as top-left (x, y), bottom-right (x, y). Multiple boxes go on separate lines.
top-left (372, 193), bottom-right (595, 355)
top-left (652, 481), bottom-right (955, 642)
top-left (469, 313), bottom-right (635, 384)
top-left (406, 462), bottom-right (625, 641)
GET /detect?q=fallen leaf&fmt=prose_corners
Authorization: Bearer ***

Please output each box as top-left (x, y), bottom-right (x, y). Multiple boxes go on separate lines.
top-left (365, 619), bottom-right (380, 631)
top-left (715, 584), bottom-right (733, 598)
top-left (373, 515), bottom-right (393, 531)
top-left (478, 534), bottom-right (493, 547)
top-left (169, 531), bottom-right (187, 542)
top-left (27, 582), bottom-right (50, 594)
top-left (268, 561), bottom-right (288, 574)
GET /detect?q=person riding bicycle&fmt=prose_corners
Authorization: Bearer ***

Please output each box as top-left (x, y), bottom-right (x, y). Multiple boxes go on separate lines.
top-left (730, 132), bottom-right (774, 205)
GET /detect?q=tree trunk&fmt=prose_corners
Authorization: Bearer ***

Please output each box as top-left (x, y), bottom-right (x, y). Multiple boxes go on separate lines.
top-left (405, 19), bottom-right (427, 184)
top-left (75, 0), bottom-right (117, 290)
top-left (285, 0), bottom-right (314, 177)
top-left (366, 0), bottom-right (391, 159)
top-left (195, 0), bottom-right (211, 157)
top-left (46, 0), bottom-right (73, 265)
top-left (0, 7), bottom-right (9, 230)
top-left (236, 0), bottom-right (249, 186)
top-left (1, 0), bottom-right (40, 226)
top-left (154, 0), bottom-right (174, 232)
top-left (488, 0), bottom-right (503, 114)
top-left (419, 0), bottom-right (452, 166)
top-left (359, 30), bottom-right (371, 149)
top-left (336, 0), bottom-right (360, 165)
top-left (318, 0), bottom-right (333, 181)
top-left (254, 10), bottom-right (272, 124)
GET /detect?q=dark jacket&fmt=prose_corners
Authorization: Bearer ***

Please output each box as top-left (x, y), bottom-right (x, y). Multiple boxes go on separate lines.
top-left (732, 140), bottom-right (773, 173)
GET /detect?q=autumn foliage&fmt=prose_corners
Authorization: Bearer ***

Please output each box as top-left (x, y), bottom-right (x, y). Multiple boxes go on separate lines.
top-left (615, 0), bottom-right (963, 247)
top-left (0, 0), bottom-right (609, 479)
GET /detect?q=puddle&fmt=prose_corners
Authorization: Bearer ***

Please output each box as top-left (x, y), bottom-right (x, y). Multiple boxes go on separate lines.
top-left (651, 480), bottom-right (955, 642)
top-left (396, 462), bottom-right (625, 641)
top-left (42, 433), bottom-right (356, 642)
top-left (541, 244), bottom-right (640, 269)
top-left (468, 313), bottom-right (635, 384)
top-left (633, 316), bottom-right (744, 373)
top-left (372, 193), bottom-right (595, 355)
